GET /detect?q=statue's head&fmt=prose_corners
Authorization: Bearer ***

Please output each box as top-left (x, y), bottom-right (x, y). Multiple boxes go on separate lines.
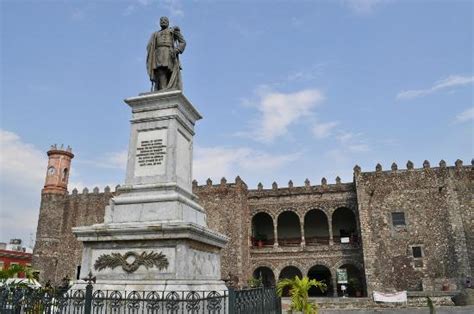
top-left (159, 16), bottom-right (169, 29)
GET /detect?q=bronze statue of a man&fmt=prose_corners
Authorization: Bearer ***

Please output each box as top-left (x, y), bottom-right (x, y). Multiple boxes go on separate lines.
top-left (146, 17), bottom-right (186, 92)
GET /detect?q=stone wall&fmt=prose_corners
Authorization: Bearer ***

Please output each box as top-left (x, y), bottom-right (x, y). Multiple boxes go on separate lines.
top-left (192, 177), bottom-right (251, 286)
top-left (33, 187), bottom-right (112, 284)
top-left (32, 160), bottom-right (472, 296)
top-left (355, 160), bottom-right (472, 295)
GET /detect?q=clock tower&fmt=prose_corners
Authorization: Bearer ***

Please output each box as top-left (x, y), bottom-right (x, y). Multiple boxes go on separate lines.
top-left (42, 144), bottom-right (74, 194)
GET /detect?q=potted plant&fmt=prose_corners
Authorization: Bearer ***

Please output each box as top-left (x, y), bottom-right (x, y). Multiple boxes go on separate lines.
top-left (277, 276), bottom-right (327, 314)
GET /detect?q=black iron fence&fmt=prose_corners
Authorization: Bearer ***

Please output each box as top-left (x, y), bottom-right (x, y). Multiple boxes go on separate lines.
top-left (229, 287), bottom-right (281, 314)
top-left (0, 283), bottom-right (281, 314)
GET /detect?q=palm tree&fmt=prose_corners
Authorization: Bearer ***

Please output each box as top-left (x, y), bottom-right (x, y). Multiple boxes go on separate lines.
top-left (277, 276), bottom-right (327, 314)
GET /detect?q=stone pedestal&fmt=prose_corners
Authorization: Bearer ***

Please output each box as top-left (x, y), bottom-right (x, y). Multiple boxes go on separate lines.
top-left (73, 90), bottom-right (228, 292)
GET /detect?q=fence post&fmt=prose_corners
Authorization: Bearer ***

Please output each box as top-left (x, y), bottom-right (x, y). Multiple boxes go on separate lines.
top-left (82, 271), bottom-right (95, 314)
top-left (84, 282), bottom-right (92, 314)
top-left (228, 287), bottom-right (235, 314)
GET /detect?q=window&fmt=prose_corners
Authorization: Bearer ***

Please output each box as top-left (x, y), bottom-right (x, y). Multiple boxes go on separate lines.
top-left (412, 246), bottom-right (423, 258)
top-left (410, 245), bottom-right (424, 268)
top-left (62, 168), bottom-right (68, 182)
top-left (392, 212), bottom-right (406, 226)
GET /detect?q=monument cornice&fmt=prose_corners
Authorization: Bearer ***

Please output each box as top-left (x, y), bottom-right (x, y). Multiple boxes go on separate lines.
top-left (125, 90), bottom-right (202, 122)
top-left (73, 221), bottom-right (229, 249)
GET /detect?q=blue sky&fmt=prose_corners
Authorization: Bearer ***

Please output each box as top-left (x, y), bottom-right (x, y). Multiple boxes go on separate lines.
top-left (1, 0), bottom-right (473, 244)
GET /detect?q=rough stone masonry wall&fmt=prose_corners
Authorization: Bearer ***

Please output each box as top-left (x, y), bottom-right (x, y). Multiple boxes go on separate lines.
top-left (192, 177), bottom-right (251, 286)
top-left (355, 160), bottom-right (472, 295)
top-left (33, 187), bottom-right (112, 284)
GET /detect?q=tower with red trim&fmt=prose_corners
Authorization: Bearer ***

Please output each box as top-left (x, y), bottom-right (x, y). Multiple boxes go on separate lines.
top-left (42, 144), bottom-right (74, 194)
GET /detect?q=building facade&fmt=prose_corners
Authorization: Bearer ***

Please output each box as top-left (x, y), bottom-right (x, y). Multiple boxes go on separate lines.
top-left (0, 239), bottom-right (33, 278)
top-left (32, 146), bottom-right (473, 297)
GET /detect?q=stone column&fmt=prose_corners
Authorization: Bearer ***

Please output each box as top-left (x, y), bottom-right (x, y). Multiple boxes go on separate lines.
top-left (300, 218), bottom-right (305, 248)
top-left (328, 215), bottom-right (334, 246)
top-left (332, 270), bottom-right (338, 297)
top-left (273, 219), bottom-right (279, 248)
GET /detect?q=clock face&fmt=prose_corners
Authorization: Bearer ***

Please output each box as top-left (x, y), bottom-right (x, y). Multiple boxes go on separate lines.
top-left (47, 166), bottom-right (56, 176)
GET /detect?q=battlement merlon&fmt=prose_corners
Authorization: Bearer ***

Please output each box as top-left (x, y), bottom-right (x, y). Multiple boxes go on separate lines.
top-left (353, 159), bottom-right (472, 177)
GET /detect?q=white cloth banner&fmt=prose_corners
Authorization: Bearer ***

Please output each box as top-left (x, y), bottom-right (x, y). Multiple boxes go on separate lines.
top-left (373, 291), bottom-right (407, 303)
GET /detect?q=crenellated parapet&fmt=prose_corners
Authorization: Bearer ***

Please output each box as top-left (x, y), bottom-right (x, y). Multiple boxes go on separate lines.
top-left (247, 177), bottom-right (354, 198)
top-left (192, 176), bottom-right (248, 194)
top-left (353, 158), bottom-right (472, 179)
top-left (69, 185), bottom-right (118, 197)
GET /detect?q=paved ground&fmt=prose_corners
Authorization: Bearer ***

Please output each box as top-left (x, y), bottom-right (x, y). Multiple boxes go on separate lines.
top-left (319, 306), bottom-right (474, 313)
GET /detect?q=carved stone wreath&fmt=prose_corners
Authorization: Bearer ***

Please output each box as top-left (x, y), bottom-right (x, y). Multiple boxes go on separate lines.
top-left (94, 251), bottom-right (169, 273)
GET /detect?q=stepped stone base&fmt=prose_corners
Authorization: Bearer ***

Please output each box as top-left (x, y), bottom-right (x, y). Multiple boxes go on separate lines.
top-left (73, 221), bottom-right (228, 292)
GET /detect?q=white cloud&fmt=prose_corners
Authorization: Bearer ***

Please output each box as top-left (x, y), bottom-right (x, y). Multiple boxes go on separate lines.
top-left (0, 130), bottom-right (46, 191)
top-left (455, 107), bottom-right (474, 123)
top-left (193, 146), bottom-right (301, 182)
top-left (243, 88), bottom-right (325, 142)
top-left (104, 151), bottom-right (128, 169)
top-left (397, 75), bottom-right (474, 100)
top-left (312, 121), bottom-right (339, 139)
top-left (335, 131), bottom-right (370, 152)
top-left (0, 130), bottom-right (46, 243)
top-left (343, 0), bottom-right (386, 14)
top-left (336, 131), bottom-right (359, 144)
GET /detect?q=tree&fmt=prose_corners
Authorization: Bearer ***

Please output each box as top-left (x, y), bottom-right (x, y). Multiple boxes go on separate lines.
top-left (277, 276), bottom-right (327, 314)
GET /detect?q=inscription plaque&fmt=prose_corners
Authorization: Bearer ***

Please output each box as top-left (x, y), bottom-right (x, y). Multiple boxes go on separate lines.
top-left (134, 129), bottom-right (167, 177)
top-left (137, 139), bottom-right (165, 166)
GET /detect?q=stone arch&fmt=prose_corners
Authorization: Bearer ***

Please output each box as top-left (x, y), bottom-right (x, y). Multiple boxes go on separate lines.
top-left (304, 209), bottom-right (329, 245)
top-left (333, 259), bottom-right (364, 272)
top-left (334, 262), bottom-right (366, 297)
top-left (275, 260), bottom-right (306, 278)
top-left (253, 261), bottom-right (278, 276)
top-left (251, 208), bottom-right (275, 220)
top-left (307, 264), bottom-right (333, 297)
top-left (332, 207), bottom-right (357, 244)
top-left (275, 207), bottom-right (299, 217)
top-left (277, 211), bottom-right (301, 246)
top-left (251, 212), bottom-right (274, 247)
top-left (253, 266), bottom-right (275, 288)
top-left (279, 265), bottom-right (303, 297)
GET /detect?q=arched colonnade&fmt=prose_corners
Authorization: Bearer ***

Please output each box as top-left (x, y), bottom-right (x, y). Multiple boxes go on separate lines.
top-left (251, 207), bottom-right (359, 247)
top-left (252, 261), bottom-right (366, 297)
